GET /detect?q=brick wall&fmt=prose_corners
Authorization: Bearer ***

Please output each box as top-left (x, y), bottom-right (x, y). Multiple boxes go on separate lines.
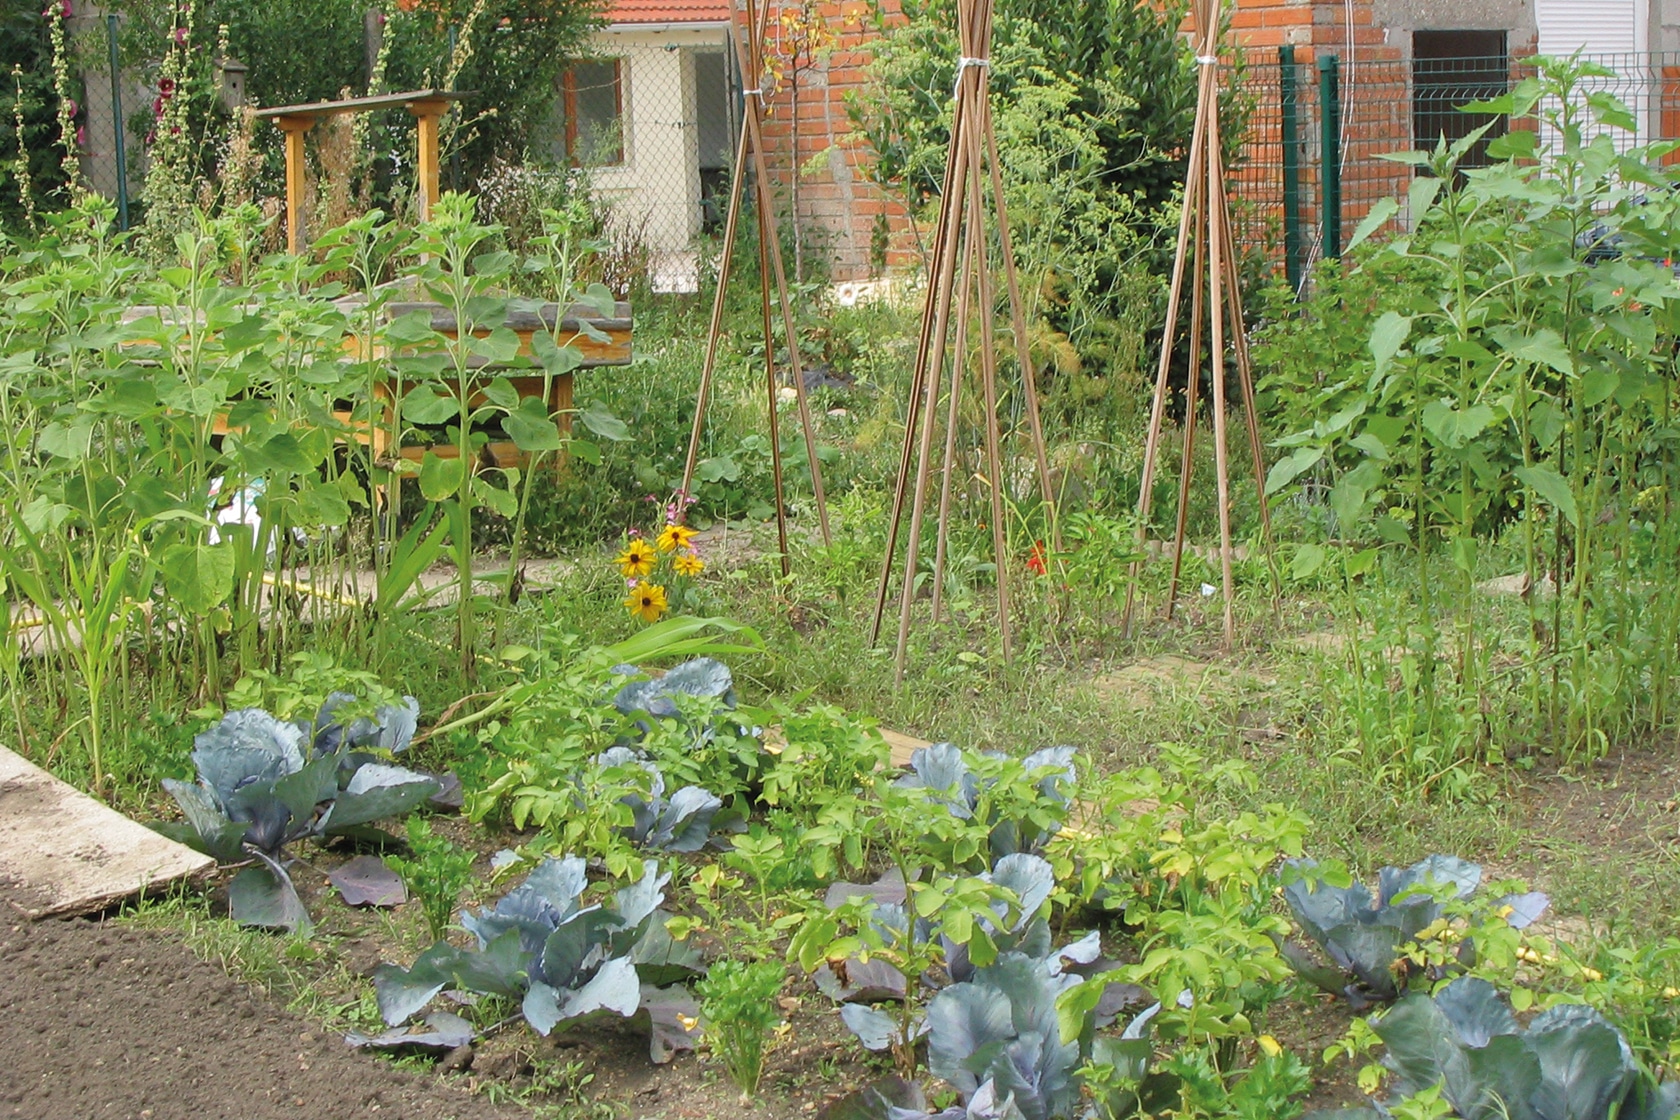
top-left (752, 0), bottom-right (918, 280)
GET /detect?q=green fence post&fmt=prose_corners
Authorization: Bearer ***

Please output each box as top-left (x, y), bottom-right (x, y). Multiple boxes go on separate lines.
top-left (1318, 52), bottom-right (1342, 259)
top-left (107, 13), bottom-right (129, 231)
top-left (1280, 44), bottom-right (1301, 293)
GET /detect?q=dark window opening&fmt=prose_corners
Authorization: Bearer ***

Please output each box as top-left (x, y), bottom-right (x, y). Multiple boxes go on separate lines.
top-left (1413, 30), bottom-right (1509, 169)
top-left (693, 50), bottom-right (732, 233)
top-left (558, 59), bottom-right (624, 166)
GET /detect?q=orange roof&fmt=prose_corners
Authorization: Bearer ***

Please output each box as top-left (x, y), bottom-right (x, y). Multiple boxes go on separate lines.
top-left (606, 0), bottom-right (732, 23)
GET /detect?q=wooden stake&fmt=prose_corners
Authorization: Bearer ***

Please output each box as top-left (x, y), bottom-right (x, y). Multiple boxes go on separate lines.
top-left (871, 0), bottom-right (1044, 678)
top-left (680, 0), bottom-right (832, 571)
top-left (1125, 0), bottom-right (1277, 648)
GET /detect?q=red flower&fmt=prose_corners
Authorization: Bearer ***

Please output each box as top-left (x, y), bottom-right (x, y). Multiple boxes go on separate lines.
top-left (1025, 540), bottom-right (1048, 576)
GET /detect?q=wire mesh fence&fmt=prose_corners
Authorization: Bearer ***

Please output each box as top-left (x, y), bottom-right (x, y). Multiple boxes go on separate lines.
top-left (1228, 49), bottom-right (1680, 283)
top-left (558, 31), bottom-right (739, 293)
top-left (65, 11), bottom-right (138, 230)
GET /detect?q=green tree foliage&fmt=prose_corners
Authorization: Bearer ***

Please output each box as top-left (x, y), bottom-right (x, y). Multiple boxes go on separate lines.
top-left (380, 0), bottom-right (604, 175)
top-left (0, 0), bottom-right (69, 229)
top-left (845, 0), bottom-right (1197, 388)
top-left (207, 0), bottom-right (370, 108)
top-left (849, 0), bottom-right (1196, 213)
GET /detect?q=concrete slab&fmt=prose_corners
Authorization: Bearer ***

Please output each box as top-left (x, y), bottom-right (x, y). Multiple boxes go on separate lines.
top-left (0, 746), bottom-right (215, 919)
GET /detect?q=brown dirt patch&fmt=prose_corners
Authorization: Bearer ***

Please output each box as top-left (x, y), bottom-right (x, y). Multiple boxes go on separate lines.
top-left (1508, 744), bottom-right (1680, 912)
top-left (0, 889), bottom-right (522, 1120)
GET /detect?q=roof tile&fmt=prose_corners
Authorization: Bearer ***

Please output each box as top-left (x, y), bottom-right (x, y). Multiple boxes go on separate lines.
top-left (607, 0), bottom-right (732, 24)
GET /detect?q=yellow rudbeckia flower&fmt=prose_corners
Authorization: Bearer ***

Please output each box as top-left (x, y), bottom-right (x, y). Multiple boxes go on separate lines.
top-left (672, 550), bottom-right (704, 577)
top-left (657, 523), bottom-right (698, 553)
top-left (616, 539), bottom-right (657, 577)
top-left (624, 581), bottom-right (669, 622)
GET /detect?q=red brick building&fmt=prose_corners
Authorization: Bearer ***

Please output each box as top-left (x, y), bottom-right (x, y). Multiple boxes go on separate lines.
top-left (583, 0), bottom-right (1680, 285)
top-left (1224, 0), bottom-right (1680, 265)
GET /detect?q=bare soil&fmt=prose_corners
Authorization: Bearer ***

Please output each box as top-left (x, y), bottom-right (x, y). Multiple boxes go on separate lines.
top-left (0, 888), bottom-right (523, 1120)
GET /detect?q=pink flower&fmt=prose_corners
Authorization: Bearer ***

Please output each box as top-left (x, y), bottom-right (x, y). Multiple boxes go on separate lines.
top-left (158, 77), bottom-right (175, 96)
top-left (174, 26), bottom-right (187, 44)
top-left (75, 125), bottom-right (85, 148)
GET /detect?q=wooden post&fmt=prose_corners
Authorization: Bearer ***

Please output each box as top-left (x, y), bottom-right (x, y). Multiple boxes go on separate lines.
top-left (278, 117), bottom-right (312, 254)
top-left (678, 0), bottom-right (834, 574)
top-left (408, 99), bottom-right (449, 221)
top-left (258, 90), bottom-right (466, 236)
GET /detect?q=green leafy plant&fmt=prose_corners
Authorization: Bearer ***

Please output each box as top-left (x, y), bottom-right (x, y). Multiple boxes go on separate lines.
top-left (159, 695), bottom-right (438, 932)
top-left (1280, 855), bottom-right (1548, 1009)
top-left (389, 816), bottom-right (476, 942)
top-left (373, 856), bottom-right (704, 1062)
top-left (696, 959), bottom-right (785, 1097)
top-left (1320, 977), bottom-right (1680, 1120)
top-left (1259, 55), bottom-right (1680, 779)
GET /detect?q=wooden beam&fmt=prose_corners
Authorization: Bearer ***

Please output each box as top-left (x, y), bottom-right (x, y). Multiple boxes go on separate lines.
top-left (253, 88), bottom-right (466, 121)
top-left (408, 99), bottom-right (451, 222)
top-left (278, 117), bottom-right (313, 254)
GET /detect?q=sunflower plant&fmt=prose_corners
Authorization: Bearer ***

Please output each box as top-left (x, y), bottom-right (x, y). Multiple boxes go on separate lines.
top-left (616, 494), bottom-right (707, 624)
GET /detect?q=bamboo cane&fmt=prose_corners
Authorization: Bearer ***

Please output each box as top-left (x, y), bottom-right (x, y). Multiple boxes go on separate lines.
top-left (680, 0), bottom-right (832, 576)
top-left (871, 0), bottom-right (1045, 679)
top-left (1126, 0), bottom-right (1276, 647)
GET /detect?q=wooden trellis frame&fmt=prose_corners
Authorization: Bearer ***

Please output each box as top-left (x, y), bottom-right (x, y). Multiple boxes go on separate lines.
top-left (1123, 0), bottom-right (1278, 647)
top-left (680, 0), bottom-right (831, 579)
top-left (255, 89), bottom-right (467, 254)
top-left (867, 0), bottom-right (1055, 681)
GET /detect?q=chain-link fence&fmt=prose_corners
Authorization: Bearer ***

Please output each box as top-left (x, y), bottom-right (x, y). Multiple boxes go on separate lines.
top-left (1228, 49), bottom-right (1680, 285)
top-left (561, 29), bottom-right (739, 293)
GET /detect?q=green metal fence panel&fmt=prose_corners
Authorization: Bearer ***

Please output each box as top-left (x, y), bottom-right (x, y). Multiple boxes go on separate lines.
top-left (1230, 50), bottom-right (1680, 279)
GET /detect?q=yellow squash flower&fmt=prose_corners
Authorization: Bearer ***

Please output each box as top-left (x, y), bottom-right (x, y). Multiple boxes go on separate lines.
top-left (657, 523), bottom-right (698, 553)
top-left (672, 550), bottom-right (704, 577)
top-left (615, 539), bottom-right (656, 578)
top-left (624, 581), bottom-right (669, 623)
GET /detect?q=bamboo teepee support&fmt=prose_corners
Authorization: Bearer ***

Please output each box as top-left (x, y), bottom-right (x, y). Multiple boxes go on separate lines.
top-left (680, 0), bottom-right (831, 578)
top-left (867, 0), bottom-right (1055, 681)
top-left (1123, 0), bottom-right (1279, 648)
